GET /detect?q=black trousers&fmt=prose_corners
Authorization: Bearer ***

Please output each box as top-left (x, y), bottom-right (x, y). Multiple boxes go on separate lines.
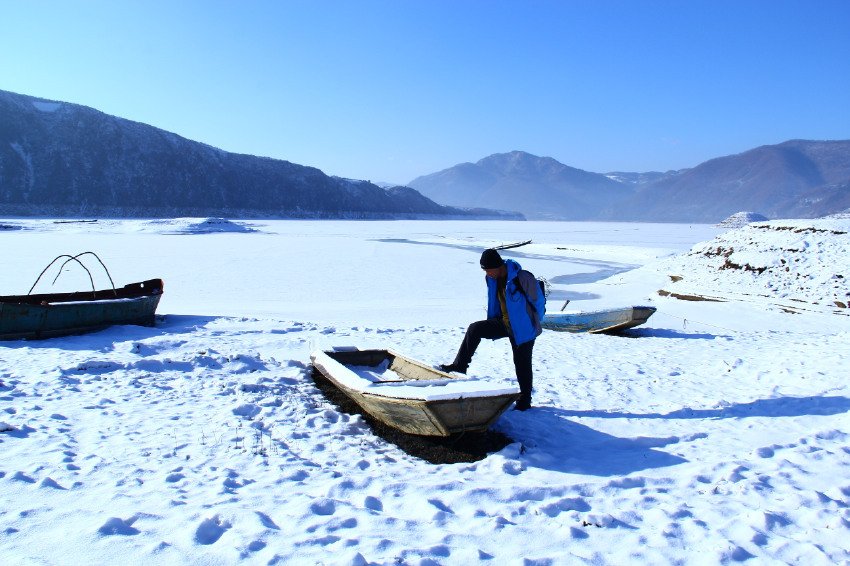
top-left (451, 318), bottom-right (534, 400)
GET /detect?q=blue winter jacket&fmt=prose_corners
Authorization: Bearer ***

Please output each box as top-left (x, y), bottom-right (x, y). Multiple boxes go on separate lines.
top-left (486, 259), bottom-right (545, 345)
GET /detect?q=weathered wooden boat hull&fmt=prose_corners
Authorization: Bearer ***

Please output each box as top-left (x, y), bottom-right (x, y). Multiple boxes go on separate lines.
top-left (311, 349), bottom-right (520, 437)
top-left (541, 306), bottom-right (656, 334)
top-left (0, 279), bottom-right (163, 340)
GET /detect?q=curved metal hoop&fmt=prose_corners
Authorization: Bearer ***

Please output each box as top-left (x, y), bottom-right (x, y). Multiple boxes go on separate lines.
top-left (27, 252), bottom-right (117, 297)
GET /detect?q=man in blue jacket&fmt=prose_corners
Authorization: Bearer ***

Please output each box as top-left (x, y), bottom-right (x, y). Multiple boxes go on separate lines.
top-left (440, 248), bottom-right (545, 411)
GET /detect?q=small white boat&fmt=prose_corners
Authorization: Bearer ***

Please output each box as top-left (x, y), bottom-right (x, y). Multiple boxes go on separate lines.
top-left (541, 306), bottom-right (657, 334)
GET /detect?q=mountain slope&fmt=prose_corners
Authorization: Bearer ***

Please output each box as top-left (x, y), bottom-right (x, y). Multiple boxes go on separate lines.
top-left (408, 151), bottom-right (636, 220)
top-left (410, 142), bottom-right (850, 223)
top-left (599, 140), bottom-right (850, 222)
top-left (0, 89), bottom-right (519, 219)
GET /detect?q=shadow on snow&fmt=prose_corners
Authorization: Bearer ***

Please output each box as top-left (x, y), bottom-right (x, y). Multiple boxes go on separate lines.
top-left (504, 394), bottom-right (850, 475)
top-left (501, 408), bottom-right (688, 476)
top-left (557, 395), bottom-right (850, 420)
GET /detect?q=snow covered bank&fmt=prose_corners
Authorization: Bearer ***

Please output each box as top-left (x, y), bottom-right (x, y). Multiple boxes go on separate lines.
top-left (2, 219), bottom-right (849, 565)
top-left (656, 218), bottom-right (850, 314)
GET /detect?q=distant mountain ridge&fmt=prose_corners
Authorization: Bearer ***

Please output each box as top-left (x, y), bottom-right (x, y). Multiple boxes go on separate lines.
top-left (599, 139), bottom-right (850, 222)
top-left (4, 89), bottom-right (847, 223)
top-left (408, 151), bottom-right (637, 220)
top-left (0, 89), bottom-right (521, 220)
top-left (409, 142), bottom-right (850, 222)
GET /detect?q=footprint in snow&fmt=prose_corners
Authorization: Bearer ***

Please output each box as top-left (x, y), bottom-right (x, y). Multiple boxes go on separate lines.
top-left (539, 497), bottom-right (591, 517)
top-left (222, 469), bottom-right (255, 493)
top-left (133, 358), bottom-right (194, 373)
top-left (246, 540), bottom-right (266, 552)
top-left (285, 469), bottom-right (310, 482)
top-left (2, 424), bottom-right (36, 437)
top-left (502, 460), bottom-right (523, 475)
top-left (232, 403), bottom-right (261, 418)
top-left (755, 446), bottom-right (776, 458)
top-left (223, 476), bottom-right (255, 492)
top-left (762, 511), bottom-right (792, 530)
top-left (194, 515), bottom-right (231, 545)
top-left (363, 496), bottom-right (383, 512)
top-left (726, 546), bottom-right (756, 562)
top-left (39, 477), bottom-right (67, 490)
top-left (127, 340), bottom-right (185, 357)
top-left (98, 516), bottom-right (141, 536)
top-left (10, 471), bottom-right (36, 483)
top-left (348, 552), bottom-right (371, 566)
top-left (427, 499), bottom-right (453, 514)
top-left (255, 511), bottom-right (280, 530)
top-left (727, 465), bottom-right (749, 482)
top-left (607, 477), bottom-right (645, 489)
top-left (426, 544), bottom-right (451, 557)
top-left (309, 499), bottom-right (337, 516)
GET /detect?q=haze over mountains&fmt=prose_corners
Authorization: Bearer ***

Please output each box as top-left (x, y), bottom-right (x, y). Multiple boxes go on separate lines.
top-left (0, 89), bottom-right (519, 220)
top-left (409, 142), bottom-right (850, 222)
top-left (407, 152), bottom-right (637, 221)
top-left (599, 140), bottom-right (850, 222)
top-left (2, 88), bottom-right (847, 222)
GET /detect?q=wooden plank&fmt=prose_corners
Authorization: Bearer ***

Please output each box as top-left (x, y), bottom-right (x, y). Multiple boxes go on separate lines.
top-left (387, 352), bottom-right (457, 381)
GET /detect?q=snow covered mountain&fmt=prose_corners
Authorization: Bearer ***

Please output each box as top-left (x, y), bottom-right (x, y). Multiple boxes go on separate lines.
top-left (409, 142), bottom-right (850, 223)
top-left (599, 140), bottom-right (850, 222)
top-left (0, 89), bottom-right (521, 220)
top-left (408, 151), bottom-right (637, 220)
top-left (3, 88), bottom-right (846, 223)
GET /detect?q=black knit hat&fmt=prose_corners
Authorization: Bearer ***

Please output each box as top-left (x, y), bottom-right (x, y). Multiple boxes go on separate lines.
top-left (480, 248), bottom-right (505, 269)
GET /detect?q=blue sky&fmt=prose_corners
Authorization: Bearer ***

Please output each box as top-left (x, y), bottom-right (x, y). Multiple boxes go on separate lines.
top-left (2, 1), bottom-right (848, 184)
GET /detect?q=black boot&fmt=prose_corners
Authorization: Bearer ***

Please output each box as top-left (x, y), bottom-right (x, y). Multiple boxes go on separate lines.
top-left (439, 363), bottom-right (467, 374)
top-left (513, 396), bottom-right (531, 411)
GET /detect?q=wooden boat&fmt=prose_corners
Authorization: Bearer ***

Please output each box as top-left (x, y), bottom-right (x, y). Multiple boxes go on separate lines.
top-left (541, 306), bottom-right (657, 334)
top-left (0, 279), bottom-right (163, 340)
top-left (310, 348), bottom-right (520, 436)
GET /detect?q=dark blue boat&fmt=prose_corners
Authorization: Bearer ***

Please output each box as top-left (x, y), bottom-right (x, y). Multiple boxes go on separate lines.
top-left (0, 279), bottom-right (163, 340)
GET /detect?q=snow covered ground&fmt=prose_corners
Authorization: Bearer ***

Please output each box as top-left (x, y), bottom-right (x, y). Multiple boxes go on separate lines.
top-left (1, 218), bottom-right (849, 565)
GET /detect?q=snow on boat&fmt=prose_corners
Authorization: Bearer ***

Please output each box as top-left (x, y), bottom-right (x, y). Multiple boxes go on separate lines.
top-left (0, 279), bottom-right (164, 341)
top-left (310, 348), bottom-right (520, 437)
top-left (541, 306), bottom-right (657, 334)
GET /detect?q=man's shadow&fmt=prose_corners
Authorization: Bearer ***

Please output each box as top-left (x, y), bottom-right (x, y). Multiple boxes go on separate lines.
top-left (501, 393), bottom-right (850, 476)
top-left (502, 408), bottom-right (688, 476)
